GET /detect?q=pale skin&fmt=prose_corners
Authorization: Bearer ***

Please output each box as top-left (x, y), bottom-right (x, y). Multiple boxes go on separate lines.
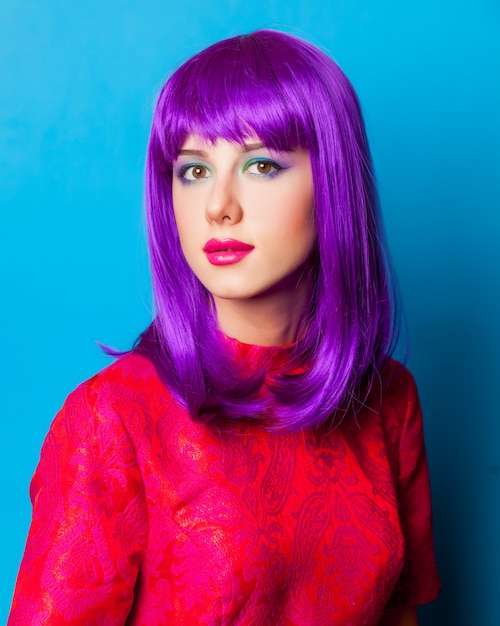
top-left (172, 135), bottom-right (419, 626)
top-left (172, 136), bottom-right (316, 346)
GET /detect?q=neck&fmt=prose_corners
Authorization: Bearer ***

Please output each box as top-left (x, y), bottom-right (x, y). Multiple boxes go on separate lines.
top-left (213, 280), bottom-right (311, 347)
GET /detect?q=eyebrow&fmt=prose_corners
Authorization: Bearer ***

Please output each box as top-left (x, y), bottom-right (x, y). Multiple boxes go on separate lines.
top-left (242, 142), bottom-right (265, 152)
top-left (177, 142), bottom-right (266, 158)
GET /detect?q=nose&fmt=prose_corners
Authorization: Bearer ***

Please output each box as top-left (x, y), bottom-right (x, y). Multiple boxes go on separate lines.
top-left (205, 175), bottom-right (243, 224)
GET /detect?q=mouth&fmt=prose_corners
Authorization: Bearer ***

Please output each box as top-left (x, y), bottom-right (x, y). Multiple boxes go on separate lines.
top-left (203, 239), bottom-right (254, 253)
top-left (203, 239), bottom-right (254, 266)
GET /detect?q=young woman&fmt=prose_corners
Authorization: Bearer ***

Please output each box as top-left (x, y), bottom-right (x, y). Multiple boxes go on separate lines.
top-left (8, 30), bottom-right (440, 625)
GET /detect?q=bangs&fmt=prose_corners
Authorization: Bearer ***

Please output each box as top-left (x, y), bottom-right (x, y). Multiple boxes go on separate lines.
top-left (155, 33), bottom-right (318, 162)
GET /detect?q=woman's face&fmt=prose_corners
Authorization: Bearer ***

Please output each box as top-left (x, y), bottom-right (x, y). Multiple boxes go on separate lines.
top-left (172, 135), bottom-right (316, 311)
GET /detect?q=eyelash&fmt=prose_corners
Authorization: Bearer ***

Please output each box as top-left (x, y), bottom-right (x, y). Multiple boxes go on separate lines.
top-left (176, 158), bottom-right (285, 184)
top-left (243, 158), bottom-right (284, 178)
top-left (177, 163), bottom-right (212, 183)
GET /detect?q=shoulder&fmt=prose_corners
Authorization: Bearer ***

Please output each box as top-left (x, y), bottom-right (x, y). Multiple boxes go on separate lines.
top-left (52, 352), bottom-right (171, 438)
top-left (65, 351), bottom-right (163, 407)
top-left (371, 358), bottom-right (420, 427)
top-left (379, 358), bottom-right (418, 403)
top-left (83, 351), bottom-right (162, 394)
top-left (353, 359), bottom-right (423, 460)
top-left (372, 359), bottom-right (427, 471)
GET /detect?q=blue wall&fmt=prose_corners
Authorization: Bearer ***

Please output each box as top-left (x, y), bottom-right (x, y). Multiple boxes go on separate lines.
top-left (1, 1), bottom-right (498, 623)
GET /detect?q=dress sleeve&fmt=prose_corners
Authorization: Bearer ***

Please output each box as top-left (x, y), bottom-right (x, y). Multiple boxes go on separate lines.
top-left (386, 370), bottom-right (441, 609)
top-left (8, 381), bottom-right (148, 625)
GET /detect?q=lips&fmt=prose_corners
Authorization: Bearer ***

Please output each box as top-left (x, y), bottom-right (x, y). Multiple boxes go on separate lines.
top-left (203, 239), bottom-right (254, 266)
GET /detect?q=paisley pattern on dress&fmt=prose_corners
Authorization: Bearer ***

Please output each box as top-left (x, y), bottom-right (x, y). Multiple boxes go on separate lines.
top-left (8, 349), bottom-right (440, 625)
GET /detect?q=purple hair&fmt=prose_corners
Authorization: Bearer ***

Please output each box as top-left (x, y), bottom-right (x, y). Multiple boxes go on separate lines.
top-left (136, 30), bottom-right (401, 430)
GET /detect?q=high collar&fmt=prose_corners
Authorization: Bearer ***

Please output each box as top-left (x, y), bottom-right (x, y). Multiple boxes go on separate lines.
top-left (220, 333), bottom-right (305, 376)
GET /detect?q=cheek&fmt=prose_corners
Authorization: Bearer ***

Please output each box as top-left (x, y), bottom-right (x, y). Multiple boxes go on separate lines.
top-left (172, 209), bottom-right (186, 245)
top-left (286, 199), bottom-right (316, 259)
top-left (273, 190), bottom-right (315, 245)
top-left (173, 195), bottom-right (197, 246)
top-left (256, 203), bottom-right (316, 268)
top-left (172, 184), bottom-right (195, 232)
top-left (172, 212), bottom-right (196, 265)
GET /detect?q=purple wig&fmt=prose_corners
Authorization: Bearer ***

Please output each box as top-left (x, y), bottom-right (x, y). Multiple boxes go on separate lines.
top-left (137, 30), bottom-right (401, 430)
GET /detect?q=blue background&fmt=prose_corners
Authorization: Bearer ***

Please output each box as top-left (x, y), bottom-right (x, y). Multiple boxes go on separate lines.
top-left (1, 1), bottom-right (499, 624)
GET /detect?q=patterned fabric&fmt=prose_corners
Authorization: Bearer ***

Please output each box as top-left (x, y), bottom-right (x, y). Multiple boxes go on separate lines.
top-left (8, 345), bottom-right (440, 625)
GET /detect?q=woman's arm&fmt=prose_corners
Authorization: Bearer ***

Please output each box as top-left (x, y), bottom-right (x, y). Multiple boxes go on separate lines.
top-left (8, 383), bottom-right (147, 625)
top-left (379, 607), bottom-right (418, 626)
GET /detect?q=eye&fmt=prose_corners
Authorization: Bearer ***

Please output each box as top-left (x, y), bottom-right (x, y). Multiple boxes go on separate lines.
top-left (178, 163), bottom-right (211, 181)
top-left (244, 158), bottom-right (283, 177)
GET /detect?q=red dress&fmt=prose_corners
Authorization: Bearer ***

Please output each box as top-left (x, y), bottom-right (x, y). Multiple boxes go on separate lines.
top-left (8, 344), bottom-right (440, 625)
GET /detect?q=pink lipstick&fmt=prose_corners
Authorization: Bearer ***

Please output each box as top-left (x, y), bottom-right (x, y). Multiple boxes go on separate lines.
top-left (203, 239), bottom-right (254, 266)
